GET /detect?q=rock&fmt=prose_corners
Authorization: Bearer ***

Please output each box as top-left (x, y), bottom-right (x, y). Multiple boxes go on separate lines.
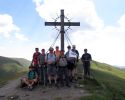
top-left (7, 95), bottom-right (19, 100)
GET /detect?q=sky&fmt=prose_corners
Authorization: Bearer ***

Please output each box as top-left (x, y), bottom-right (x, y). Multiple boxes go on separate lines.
top-left (0, 0), bottom-right (125, 67)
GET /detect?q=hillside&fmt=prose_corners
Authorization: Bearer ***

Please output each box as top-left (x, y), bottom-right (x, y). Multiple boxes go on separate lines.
top-left (78, 61), bottom-right (125, 100)
top-left (12, 58), bottom-right (31, 67)
top-left (0, 56), bottom-right (30, 86)
top-left (0, 59), bottom-right (125, 99)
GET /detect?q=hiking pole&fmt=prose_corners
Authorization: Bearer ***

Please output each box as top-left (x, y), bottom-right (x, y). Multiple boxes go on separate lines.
top-left (39, 64), bottom-right (42, 85)
top-left (43, 64), bottom-right (46, 87)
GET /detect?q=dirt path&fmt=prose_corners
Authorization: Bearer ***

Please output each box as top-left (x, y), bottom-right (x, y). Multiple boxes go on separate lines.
top-left (0, 77), bottom-right (89, 100)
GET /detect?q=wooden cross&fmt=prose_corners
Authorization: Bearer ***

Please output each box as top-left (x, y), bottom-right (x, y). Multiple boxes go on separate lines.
top-left (45, 9), bottom-right (80, 51)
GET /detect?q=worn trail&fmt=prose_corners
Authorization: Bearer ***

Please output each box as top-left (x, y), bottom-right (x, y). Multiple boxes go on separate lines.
top-left (0, 77), bottom-right (89, 100)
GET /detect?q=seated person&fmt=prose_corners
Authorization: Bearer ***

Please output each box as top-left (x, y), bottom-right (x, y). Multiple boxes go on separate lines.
top-left (21, 65), bottom-right (38, 90)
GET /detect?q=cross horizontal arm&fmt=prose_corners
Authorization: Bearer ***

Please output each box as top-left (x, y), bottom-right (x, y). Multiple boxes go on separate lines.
top-left (45, 22), bottom-right (61, 26)
top-left (45, 22), bottom-right (80, 26)
top-left (64, 22), bottom-right (80, 26)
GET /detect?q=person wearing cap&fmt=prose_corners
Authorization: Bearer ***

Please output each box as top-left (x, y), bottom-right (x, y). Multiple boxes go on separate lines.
top-left (38, 49), bottom-right (47, 85)
top-left (65, 45), bottom-right (76, 82)
top-left (45, 47), bottom-right (57, 87)
top-left (81, 49), bottom-right (92, 79)
top-left (21, 65), bottom-right (38, 90)
top-left (32, 48), bottom-right (41, 75)
top-left (72, 45), bottom-right (79, 80)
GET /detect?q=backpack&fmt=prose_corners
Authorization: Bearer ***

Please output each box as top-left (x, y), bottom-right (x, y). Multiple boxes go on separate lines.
top-left (66, 51), bottom-right (76, 64)
top-left (58, 57), bottom-right (67, 67)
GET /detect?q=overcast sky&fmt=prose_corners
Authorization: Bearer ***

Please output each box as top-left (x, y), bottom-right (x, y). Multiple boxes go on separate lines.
top-left (0, 0), bottom-right (125, 67)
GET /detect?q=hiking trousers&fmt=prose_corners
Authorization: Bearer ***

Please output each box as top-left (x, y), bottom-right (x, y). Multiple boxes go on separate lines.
top-left (39, 65), bottom-right (47, 85)
top-left (58, 67), bottom-right (70, 85)
top-left (83, 62), bottom-right (90, 77)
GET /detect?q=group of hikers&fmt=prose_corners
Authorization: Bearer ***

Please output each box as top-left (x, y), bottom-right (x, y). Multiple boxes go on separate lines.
top-left (21, 45), bottom-right (92, 90)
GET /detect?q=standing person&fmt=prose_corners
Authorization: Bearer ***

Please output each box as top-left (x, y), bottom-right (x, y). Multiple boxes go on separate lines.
top-left (58, 50), bottom-right (70, 87)
top-left (38, 49), bottom-right (47, 85)
top-left (72, 45), bottom-right (79, 80)
top-left (32, 48), bottom-right (40, 75)
top-left (54, 46), bottom-right (61, 60)
top-left (54, 46), bottom-right (61, 68)
top-left (46, 47), bottom-right (57, 86)
top-left (65, 45), bottom-right (76, 82)
top-left (81, 49), bottom-right (92, 79)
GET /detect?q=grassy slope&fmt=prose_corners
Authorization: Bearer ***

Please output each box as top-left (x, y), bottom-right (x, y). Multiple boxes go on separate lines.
top-left (78, 61), bottom-right (125, 100)
top-left (0, 56), bottom-right (30, 86)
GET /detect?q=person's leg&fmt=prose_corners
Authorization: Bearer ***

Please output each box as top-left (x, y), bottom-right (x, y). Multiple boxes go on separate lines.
top-left (47, 65), bottom-right (52, 85)
top-left (53, 66), bottom-right (58, 85)
top-left (34, 64), bottom-right (39, 76)
top-left (87, 64), bottom-right (90, 78)
top-left (72, 61), bottom-right (77, 80)
top-left (43, 66), bottom-right (47, 86)
top-left (83, 64), bottom-right (87, 79)
top-left (40, 66), bottom-right (44, 84)
top-left (60, 67), bottom-right (64, 86)
top-left (70, 63), bottom-right (75, 82)
top-left (22, 77), bottom-right (29, 85)
top-left (74, 62), bottom-right (78, 80)
top-left (64, 68), bottom-right (70, 87)
top-left (68, 62), bottom-right (73, 82)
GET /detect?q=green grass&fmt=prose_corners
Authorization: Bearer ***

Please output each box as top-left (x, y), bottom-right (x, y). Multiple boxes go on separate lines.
top-left (0, 71), bottom-right (27, 87)
top-left (0, 56), bottom-right (29, 87)
top-left (77, 61), bottom-right (125, 100)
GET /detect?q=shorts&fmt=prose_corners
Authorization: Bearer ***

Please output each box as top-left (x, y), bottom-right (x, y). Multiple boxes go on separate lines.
top-left (47, 64), bottom-right (57, 76)
top-left (67, 62), bottom-right (75, 71)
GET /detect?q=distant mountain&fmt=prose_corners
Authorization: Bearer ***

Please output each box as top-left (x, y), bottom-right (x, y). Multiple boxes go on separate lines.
top-left (12, 58), bottom-right (31, 67)
top-left (0, 56), bottom-right (30, 79)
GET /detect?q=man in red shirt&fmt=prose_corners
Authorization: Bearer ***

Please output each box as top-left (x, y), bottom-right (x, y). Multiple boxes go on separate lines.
top-left (32, 48), bottom-right (40, 75)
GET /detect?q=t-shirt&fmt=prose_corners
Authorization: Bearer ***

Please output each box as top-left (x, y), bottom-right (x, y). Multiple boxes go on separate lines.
top-left (28, 71), bottom-right (37, 80)
top-left (46, 53), bottom-right (56, 64)
top-left (39, 53), bottom-right (46, 65)
top-left (33, 52), bottom-right (40, 65)
top-left (72, 49), bottom-right (79, 61)
top-left (54, 50), bottom-right (60, 58)
top-left (65, 50), bottom-right (76, 63)
top-left (81, 53), bottom-right (92, 63)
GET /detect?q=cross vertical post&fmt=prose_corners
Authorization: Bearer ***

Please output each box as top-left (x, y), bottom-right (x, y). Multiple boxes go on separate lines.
top-left (60, 9), bottom-right (65, 51)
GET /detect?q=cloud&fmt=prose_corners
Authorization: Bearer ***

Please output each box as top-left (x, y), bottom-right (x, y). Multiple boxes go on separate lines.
top-left (0, 14), bottom-right (29, 41)
top-left (15, 33), bottom-right (29, 41)
top-left (32, 0), bottom-right (125, 66)
top-left (33, 0), bottom-right (104, 30)
top-left (0, 14), bottom-right (20, 37)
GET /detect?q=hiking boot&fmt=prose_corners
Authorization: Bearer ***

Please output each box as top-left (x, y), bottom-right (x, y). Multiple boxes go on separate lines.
top-left (29, 86), bottom-right (33, 91)
top-left (66, 84), bottom-right (71, 87)
top-left (55, 83), bottom-right (59, 88)
top-left (48, 83), bottom-right (52, 88)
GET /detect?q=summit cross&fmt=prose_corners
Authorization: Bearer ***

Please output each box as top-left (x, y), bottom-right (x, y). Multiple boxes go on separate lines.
top-left (45, 9), bottom-right (80, 51)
